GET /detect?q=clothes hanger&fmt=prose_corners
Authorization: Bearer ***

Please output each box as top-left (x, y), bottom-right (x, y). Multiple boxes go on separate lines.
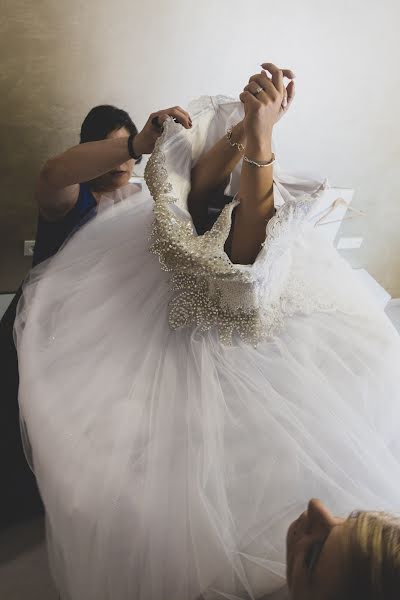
top-left (313, 197), bottom-right (366, 227)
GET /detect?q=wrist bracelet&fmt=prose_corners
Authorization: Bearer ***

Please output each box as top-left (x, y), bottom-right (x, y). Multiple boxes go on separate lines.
top-left (243, 153), bottom-right (276, 168)
top-left (226, 127), bottom-right (245, 153)
top-left (127, 134), bottom-right (143, 161)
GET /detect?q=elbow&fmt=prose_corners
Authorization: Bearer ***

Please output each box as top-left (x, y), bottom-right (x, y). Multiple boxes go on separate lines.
top-left (39, 158), bottom-right (66, 190)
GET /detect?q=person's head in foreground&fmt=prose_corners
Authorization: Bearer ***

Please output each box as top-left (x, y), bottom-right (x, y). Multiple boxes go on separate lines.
top-left (287, 498), bottom-right (400, 599)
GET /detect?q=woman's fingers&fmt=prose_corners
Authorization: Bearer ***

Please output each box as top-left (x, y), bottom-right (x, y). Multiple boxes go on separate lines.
top-left (244, 81), bottom-right (267, 99)
top-left (239, 90), bottom-right (260, 108)
top-left (279, 81), bottom-right (295, 111)
top-left (261, 63), bottom-right (296, 81)
top-left (260, 63), bottom-right (284, 95)
top-left (249, 73), bottom-right (276, 96)
top-left (247, 64), bottom-right (296, 111)
top-left (286, 79), bottom-right (296, 106)
top-left (259, 63), bottom-right (296, 103)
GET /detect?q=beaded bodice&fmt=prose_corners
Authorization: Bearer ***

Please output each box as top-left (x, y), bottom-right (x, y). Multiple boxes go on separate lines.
top-left (144, 97), bottom-right (365, 345)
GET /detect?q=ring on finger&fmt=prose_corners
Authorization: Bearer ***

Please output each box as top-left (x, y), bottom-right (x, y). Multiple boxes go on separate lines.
top-left (253, 86), bottom-right (263, 96)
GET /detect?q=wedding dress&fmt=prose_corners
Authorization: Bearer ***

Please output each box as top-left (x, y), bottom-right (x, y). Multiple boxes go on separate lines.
top-left (15, 96), bottom-right (400, 600)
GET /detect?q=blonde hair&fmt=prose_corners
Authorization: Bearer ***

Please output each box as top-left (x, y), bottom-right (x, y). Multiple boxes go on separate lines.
top-left (342, 510), bottom-right (400, 599)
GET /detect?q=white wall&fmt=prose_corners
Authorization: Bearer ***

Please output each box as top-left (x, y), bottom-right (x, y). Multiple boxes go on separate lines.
top-left (2, 0), bottom-right (400, 293)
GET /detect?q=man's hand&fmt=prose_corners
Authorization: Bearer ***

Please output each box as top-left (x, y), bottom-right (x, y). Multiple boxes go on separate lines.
top-left (133, 106), bottom-right (192, 156)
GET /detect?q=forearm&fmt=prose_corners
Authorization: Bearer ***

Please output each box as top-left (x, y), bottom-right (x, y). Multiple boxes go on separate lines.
top-left (237, 136), bottom-right (274, 217)
top-left (188, 122), bottom-right (245, 222)
top-left (191, 122), bottom-right (245, 192)
top-left (41, 136), bottom-right (137, 189)
top-left (230, 136), bottom-right (275, 264)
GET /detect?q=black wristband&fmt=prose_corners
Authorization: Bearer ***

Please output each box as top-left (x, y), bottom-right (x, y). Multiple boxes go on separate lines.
top-left (127, 134), bottom-right (142, 161)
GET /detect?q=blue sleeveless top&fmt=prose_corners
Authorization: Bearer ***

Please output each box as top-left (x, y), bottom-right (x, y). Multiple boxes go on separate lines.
top-left (32, 183), bottom-right (97, 267)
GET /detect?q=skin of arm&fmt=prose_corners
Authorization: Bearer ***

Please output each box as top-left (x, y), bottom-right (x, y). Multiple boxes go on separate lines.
top-left (36, 106), bottom-right (192, 221)
top-left (188, 121), bottom-right (246, 230)
top-left (188, 63), bottom-right (295, 263)
top-left (230, 132), bottom-right (275, 264)
top-left (36, 137), bottom-right (135, 220)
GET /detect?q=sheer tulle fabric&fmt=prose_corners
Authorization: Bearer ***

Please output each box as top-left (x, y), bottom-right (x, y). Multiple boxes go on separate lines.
top-left (15, 99), bottom-right (400, 600)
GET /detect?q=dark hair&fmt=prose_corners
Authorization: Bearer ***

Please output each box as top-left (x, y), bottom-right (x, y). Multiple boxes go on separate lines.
top-left (80, 104), bottom-right (141, 162)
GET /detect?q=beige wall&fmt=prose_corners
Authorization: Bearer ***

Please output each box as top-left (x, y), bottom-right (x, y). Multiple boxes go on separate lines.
top-left (1, 0), bottom-right (399, 294)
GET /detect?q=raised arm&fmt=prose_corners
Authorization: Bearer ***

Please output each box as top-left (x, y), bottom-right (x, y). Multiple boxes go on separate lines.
top-left (36, 137), bottom-right (134, 221)
top-left (230, 64), bottom-right (296, 264)
top-left (188, 63), bottom-right (295, 238)
top-left (188, 121), bottom-right (246, 230)
top-left (36, 107), bottom-right (191, 221)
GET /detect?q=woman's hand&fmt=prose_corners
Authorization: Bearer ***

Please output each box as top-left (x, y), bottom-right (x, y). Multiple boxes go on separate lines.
top-left (133, 106), bottom-right (192, 155)
top-left (262, 62), bottom-right (296, 122)
top-left (240, 63), bottom-right (296, 145)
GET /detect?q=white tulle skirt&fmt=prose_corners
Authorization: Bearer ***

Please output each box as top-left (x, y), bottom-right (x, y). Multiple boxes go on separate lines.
top-left (16, 190), bottom-right (400, 600)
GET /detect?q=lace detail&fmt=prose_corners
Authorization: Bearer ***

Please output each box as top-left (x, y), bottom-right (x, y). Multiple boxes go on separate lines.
top-left (145, 107), bottom-right (360, 345)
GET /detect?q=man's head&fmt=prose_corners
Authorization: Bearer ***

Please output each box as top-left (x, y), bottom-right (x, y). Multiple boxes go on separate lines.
top-left (80, 104), bottom-right (140, 192)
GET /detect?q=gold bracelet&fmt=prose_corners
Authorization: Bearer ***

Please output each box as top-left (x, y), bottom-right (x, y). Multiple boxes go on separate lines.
top-left (243, 154), bottom-right (276, 168)
top-left (226, 127), bottom-right (245, 153)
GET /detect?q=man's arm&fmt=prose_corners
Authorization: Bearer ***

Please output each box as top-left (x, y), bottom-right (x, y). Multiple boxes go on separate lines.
top-left (36, 136), bottom-right (135, 221)
top-left (36, 106), bottom-right (192, 221)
